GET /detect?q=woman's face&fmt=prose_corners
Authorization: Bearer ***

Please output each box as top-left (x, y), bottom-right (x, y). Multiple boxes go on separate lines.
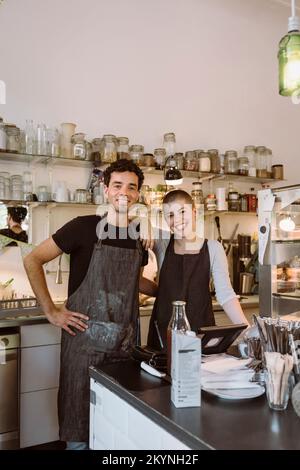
top-left (163, 198), bottom-right (195, 239)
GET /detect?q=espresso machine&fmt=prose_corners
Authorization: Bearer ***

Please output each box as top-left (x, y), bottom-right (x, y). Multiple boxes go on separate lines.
top-left (232, 234), bottom-right (255, 295)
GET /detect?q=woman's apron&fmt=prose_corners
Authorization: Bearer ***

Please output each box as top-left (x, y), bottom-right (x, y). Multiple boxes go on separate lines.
top-left (58, 222), bottom-right (143, 442)
top-left (147, 236), bottom-right (215, 350)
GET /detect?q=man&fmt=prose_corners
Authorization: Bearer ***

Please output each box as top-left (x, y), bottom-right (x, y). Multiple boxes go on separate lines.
top-left (23, 159), bottom-right (156, 450)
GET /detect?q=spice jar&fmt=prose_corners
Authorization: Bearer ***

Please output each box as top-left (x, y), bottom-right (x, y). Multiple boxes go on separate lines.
top-left (247, 188), bottom-right (257, 213)
top-left (184, 151), bottom-right (198, 171)
top-left (143, 153), bottom-right (155, 167)
top-left (71, 133), bottom-right (86, 160)
top-left (154, 148), bottom-right (166, 169)
top-left (272, 164), bottom-right (284, 180)
top-left (228, 190), bottom-right (240, 211)
top-left (240, 193), bottom-right (248, 212)
top-left (205, 193), bottom-right (217, 211)
top-left (5, 124), bottom-right (20, 153)
top-left (117, 137), bottom-right (129, 160)
top-left (208, 149), bottom-right (220, 174)
top-left (238, 156), bottom-right (249, 176)
top-left (198, 151), bottom-right (211, 172)
top-left (224, 150), bottom-right (238, 174)
top-left (191, 181), bottom-right (204, 206)
top-left (129, 145), bottom-right (144, 166)
top-left (101, 134), bottom-right (117, 163)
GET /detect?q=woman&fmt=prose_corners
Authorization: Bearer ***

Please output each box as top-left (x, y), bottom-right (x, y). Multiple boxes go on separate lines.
top-left (0, 206), bottom-right (28, 245)
top-left (147, 189), bottom-right (249, 349)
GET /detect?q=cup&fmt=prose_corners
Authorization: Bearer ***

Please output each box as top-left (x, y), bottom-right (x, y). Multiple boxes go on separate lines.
top-left (264, 369), bottom-right (290, 411)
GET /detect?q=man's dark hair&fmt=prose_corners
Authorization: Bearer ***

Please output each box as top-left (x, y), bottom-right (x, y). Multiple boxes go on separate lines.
top-left (103, 159), bottom-right (144, 190)
top-left (7, 206), bottom-right (28, 224)
top-left (163, 189), bottom-right (193, 206)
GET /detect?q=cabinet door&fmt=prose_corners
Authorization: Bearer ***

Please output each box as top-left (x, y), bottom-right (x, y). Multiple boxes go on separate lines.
top-left (20, 324), bottom-right (61, 347)
top-left (20, 388), bottom-right (59, 448)
top-left (21, 344), bottom-right (61, 393)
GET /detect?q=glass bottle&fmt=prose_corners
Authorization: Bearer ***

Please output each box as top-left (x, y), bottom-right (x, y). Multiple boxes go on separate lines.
top-left (117, 137), bottom-right (129, 160)
top-left (25, 119), bottom-right (35, 155)
top-left (129, 144), bottom-right (144, 166)
top-left (163, 132), bottom-right (176, 157)
top-left (101, 134), bottom-right (117, 163)
top-left (247, 187), bottom-right (257, 213)
top-left (167, 300), bottom-right (191, 375)
top-left (36, 122), bottom-right (46, 155)
top-left (154, 148), bottom-right (166, 169)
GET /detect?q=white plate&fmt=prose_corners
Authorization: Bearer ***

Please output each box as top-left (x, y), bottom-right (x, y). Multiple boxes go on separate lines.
top-left (202, 385), bottom-right (265, 400)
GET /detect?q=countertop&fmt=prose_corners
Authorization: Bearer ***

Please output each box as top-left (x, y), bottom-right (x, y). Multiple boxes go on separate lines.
top-left (89, 360), bottom-right (300, 450)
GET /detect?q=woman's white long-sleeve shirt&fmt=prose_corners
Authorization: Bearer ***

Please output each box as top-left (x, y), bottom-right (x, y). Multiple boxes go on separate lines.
top-left (152, 232), bottom-right (237, 307)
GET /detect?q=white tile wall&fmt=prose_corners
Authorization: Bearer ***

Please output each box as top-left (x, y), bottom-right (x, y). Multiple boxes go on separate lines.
top-left (90, 379), bottom-right (190, 450)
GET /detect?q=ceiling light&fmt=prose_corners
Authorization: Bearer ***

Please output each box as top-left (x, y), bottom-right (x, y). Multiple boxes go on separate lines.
top-left (278, 0), bottom-right (300, 96)
top-left (279, 215), bottom-right (296, 231)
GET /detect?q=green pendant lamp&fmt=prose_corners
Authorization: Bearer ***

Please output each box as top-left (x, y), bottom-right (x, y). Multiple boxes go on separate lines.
top-left (278, 0), bottom-right (300, 96)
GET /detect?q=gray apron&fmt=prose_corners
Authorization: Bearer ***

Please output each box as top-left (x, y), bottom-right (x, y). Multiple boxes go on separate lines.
top-left (58, 221), bottom-right (143, 442)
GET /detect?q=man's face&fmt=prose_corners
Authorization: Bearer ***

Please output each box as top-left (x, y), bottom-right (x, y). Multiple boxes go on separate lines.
top-left (163, 198), bottom-right (195, 239)
top-left (105, 171), bottom-right (140, 213)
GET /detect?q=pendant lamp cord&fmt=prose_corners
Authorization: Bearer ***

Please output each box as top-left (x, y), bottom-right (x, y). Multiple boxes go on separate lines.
top-left (292, 0), bottom-right (296, 18)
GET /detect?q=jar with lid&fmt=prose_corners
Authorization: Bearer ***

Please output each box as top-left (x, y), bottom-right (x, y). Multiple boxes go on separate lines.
top-left (91, 138), bottom-right (102, 162)
top-left (191, 181), bottom-right (204, 206)
top-left (101, 134), bottom-right (117, 163)
top-left (243, 145), bottom-right (256, 177)
top-left (265, 148), bottom-right (273, 177)
top-left (174, 152), bottom-right (184, 170)
top-left (129, 145), bottom-right (144, 166)
top-left (5, 125), bottom-right (20, 153)
top-left (0, 117), bottom-right (6, 151)
top-left (117, 137), bottom-right (129, 160)
top-left (227, 183), bottom-right (240, 211)
top-left (247, 188), bottom-right (257, 213)
top-left (205, 193), bottom-right (217, 211)
top-left (167, 300), bottom-right (191, 374)
top-left (255, 146), bottom-right (268, 178)
top-left (224, 150), bottom-right (238, 174)
top-left (163, 132), bottom-right (176, 157)
top-left (238, 156), bottom-right (249, 176)
top-left (75, 189), bottom-right (88, 204)
top-left (208, 149), bottom-right (220, 174)
top-left (198, 151), bottom-right (211, 172)
top-left (240, 193), bottom-right (248, 212)
top-left (154, 148), bottom-right (166, 169)
top-left (184, 151), bottom-right (198, 171)
top-left (71, 133), bottom-right (86, 160)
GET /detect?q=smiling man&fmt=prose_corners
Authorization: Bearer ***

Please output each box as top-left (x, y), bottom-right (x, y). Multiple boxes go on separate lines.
top-left (23, 159), bottom-right (156, 450)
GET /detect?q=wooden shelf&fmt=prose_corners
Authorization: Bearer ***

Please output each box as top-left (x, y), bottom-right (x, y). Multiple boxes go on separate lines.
top-left (0, 151), bottom-right (100, 168)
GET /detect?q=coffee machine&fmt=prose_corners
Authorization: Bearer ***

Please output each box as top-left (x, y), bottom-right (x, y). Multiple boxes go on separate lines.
top-left (232, 234), bottom-right (254, 295)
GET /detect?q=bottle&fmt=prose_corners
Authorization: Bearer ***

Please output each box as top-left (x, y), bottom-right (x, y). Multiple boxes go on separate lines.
top-left (167, 301), bottom-right (191, 375)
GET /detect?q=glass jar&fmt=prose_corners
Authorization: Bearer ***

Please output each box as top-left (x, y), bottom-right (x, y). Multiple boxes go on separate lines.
top-left (205, 193), bottom-right (217, 211)
top-left (71, 133), bottom-right (86, 160)
top-left (129, 144), bottom-right (144, 165)
top-left (224, 150), bottom-right (238, 174)
top-left (243, 145), bottom-right (256, 177)
top-left (238, 156), bottom-right (249, 176)
top-left (208, 149), bottom-right (220, 174)
top-left (91, 138), bottom-right (102, 162)
top-left (255, 146), bottom-right (268, 178)
top-left (184, 151), bottom-right (198, 171)
top-left (240, 193), bottom-right (248, 212)
top-left (163, 132), bottom-right (176, 157)
top-left (101, 134), bottom-right (117, 163)
top-left (154, 148), bottom-right (166, 169)
top-left (191, 181), bottom-right (204, 206)
top-left (117, 137), bottom-right (129, 160)
top-left (174, 152), bottom-right (185, 170)
top-left (5, 125), bottom-right (20, 153)
top-left (228, 190), bottom-right (240, 211)
top-left (247, 188), bottom-right (257, 213)
top-left (265, 148), bottom-right (273, 177)
top-left (75, 189), bottom-right (88, 203)
top-left (0, 118), bottom-right (7, 151)
top-left (143, 153), bottom-right (155, 167)
top-left (60, 122), bottom-right (76, 159)
top-left (198, 151), bottom-right (211, 172)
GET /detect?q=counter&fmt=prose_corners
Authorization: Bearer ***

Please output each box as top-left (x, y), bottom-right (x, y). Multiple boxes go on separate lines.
top-left (89, 360), bottom-right (300, 450)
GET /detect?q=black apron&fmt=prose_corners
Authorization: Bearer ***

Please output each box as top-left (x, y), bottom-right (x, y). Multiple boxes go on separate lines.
top-left (147, 237), bottom-right (215, 350)
top-left (58, 220), bottom-right (143, 442)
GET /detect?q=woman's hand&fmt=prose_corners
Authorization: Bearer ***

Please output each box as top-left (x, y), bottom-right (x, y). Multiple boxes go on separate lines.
top-left (139, 217), bottom-right (155, 250)
top-left (46, 304), bottom-right (89, 336)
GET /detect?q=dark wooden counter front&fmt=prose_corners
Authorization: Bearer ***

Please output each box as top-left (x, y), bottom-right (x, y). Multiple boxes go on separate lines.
top-left (89, 360), bottom-right (300, 450)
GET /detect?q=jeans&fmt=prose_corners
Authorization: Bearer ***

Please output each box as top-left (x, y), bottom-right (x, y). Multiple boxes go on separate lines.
top-left (66, 441), bottom-right (89, 450)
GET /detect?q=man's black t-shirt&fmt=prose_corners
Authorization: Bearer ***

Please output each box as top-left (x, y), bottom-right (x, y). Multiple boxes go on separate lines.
top-left (52, 215), bottom-right (148, 296)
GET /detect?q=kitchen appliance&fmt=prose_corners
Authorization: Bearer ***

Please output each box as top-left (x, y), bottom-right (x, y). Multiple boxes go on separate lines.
top-left (0, 328), bottom-right (20, 450)
top-left (232, 234), bottom-right (252, 294)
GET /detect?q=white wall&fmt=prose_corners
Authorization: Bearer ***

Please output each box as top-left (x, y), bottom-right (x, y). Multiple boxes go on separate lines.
top-left (0, 0), bottom-right (299, 183)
